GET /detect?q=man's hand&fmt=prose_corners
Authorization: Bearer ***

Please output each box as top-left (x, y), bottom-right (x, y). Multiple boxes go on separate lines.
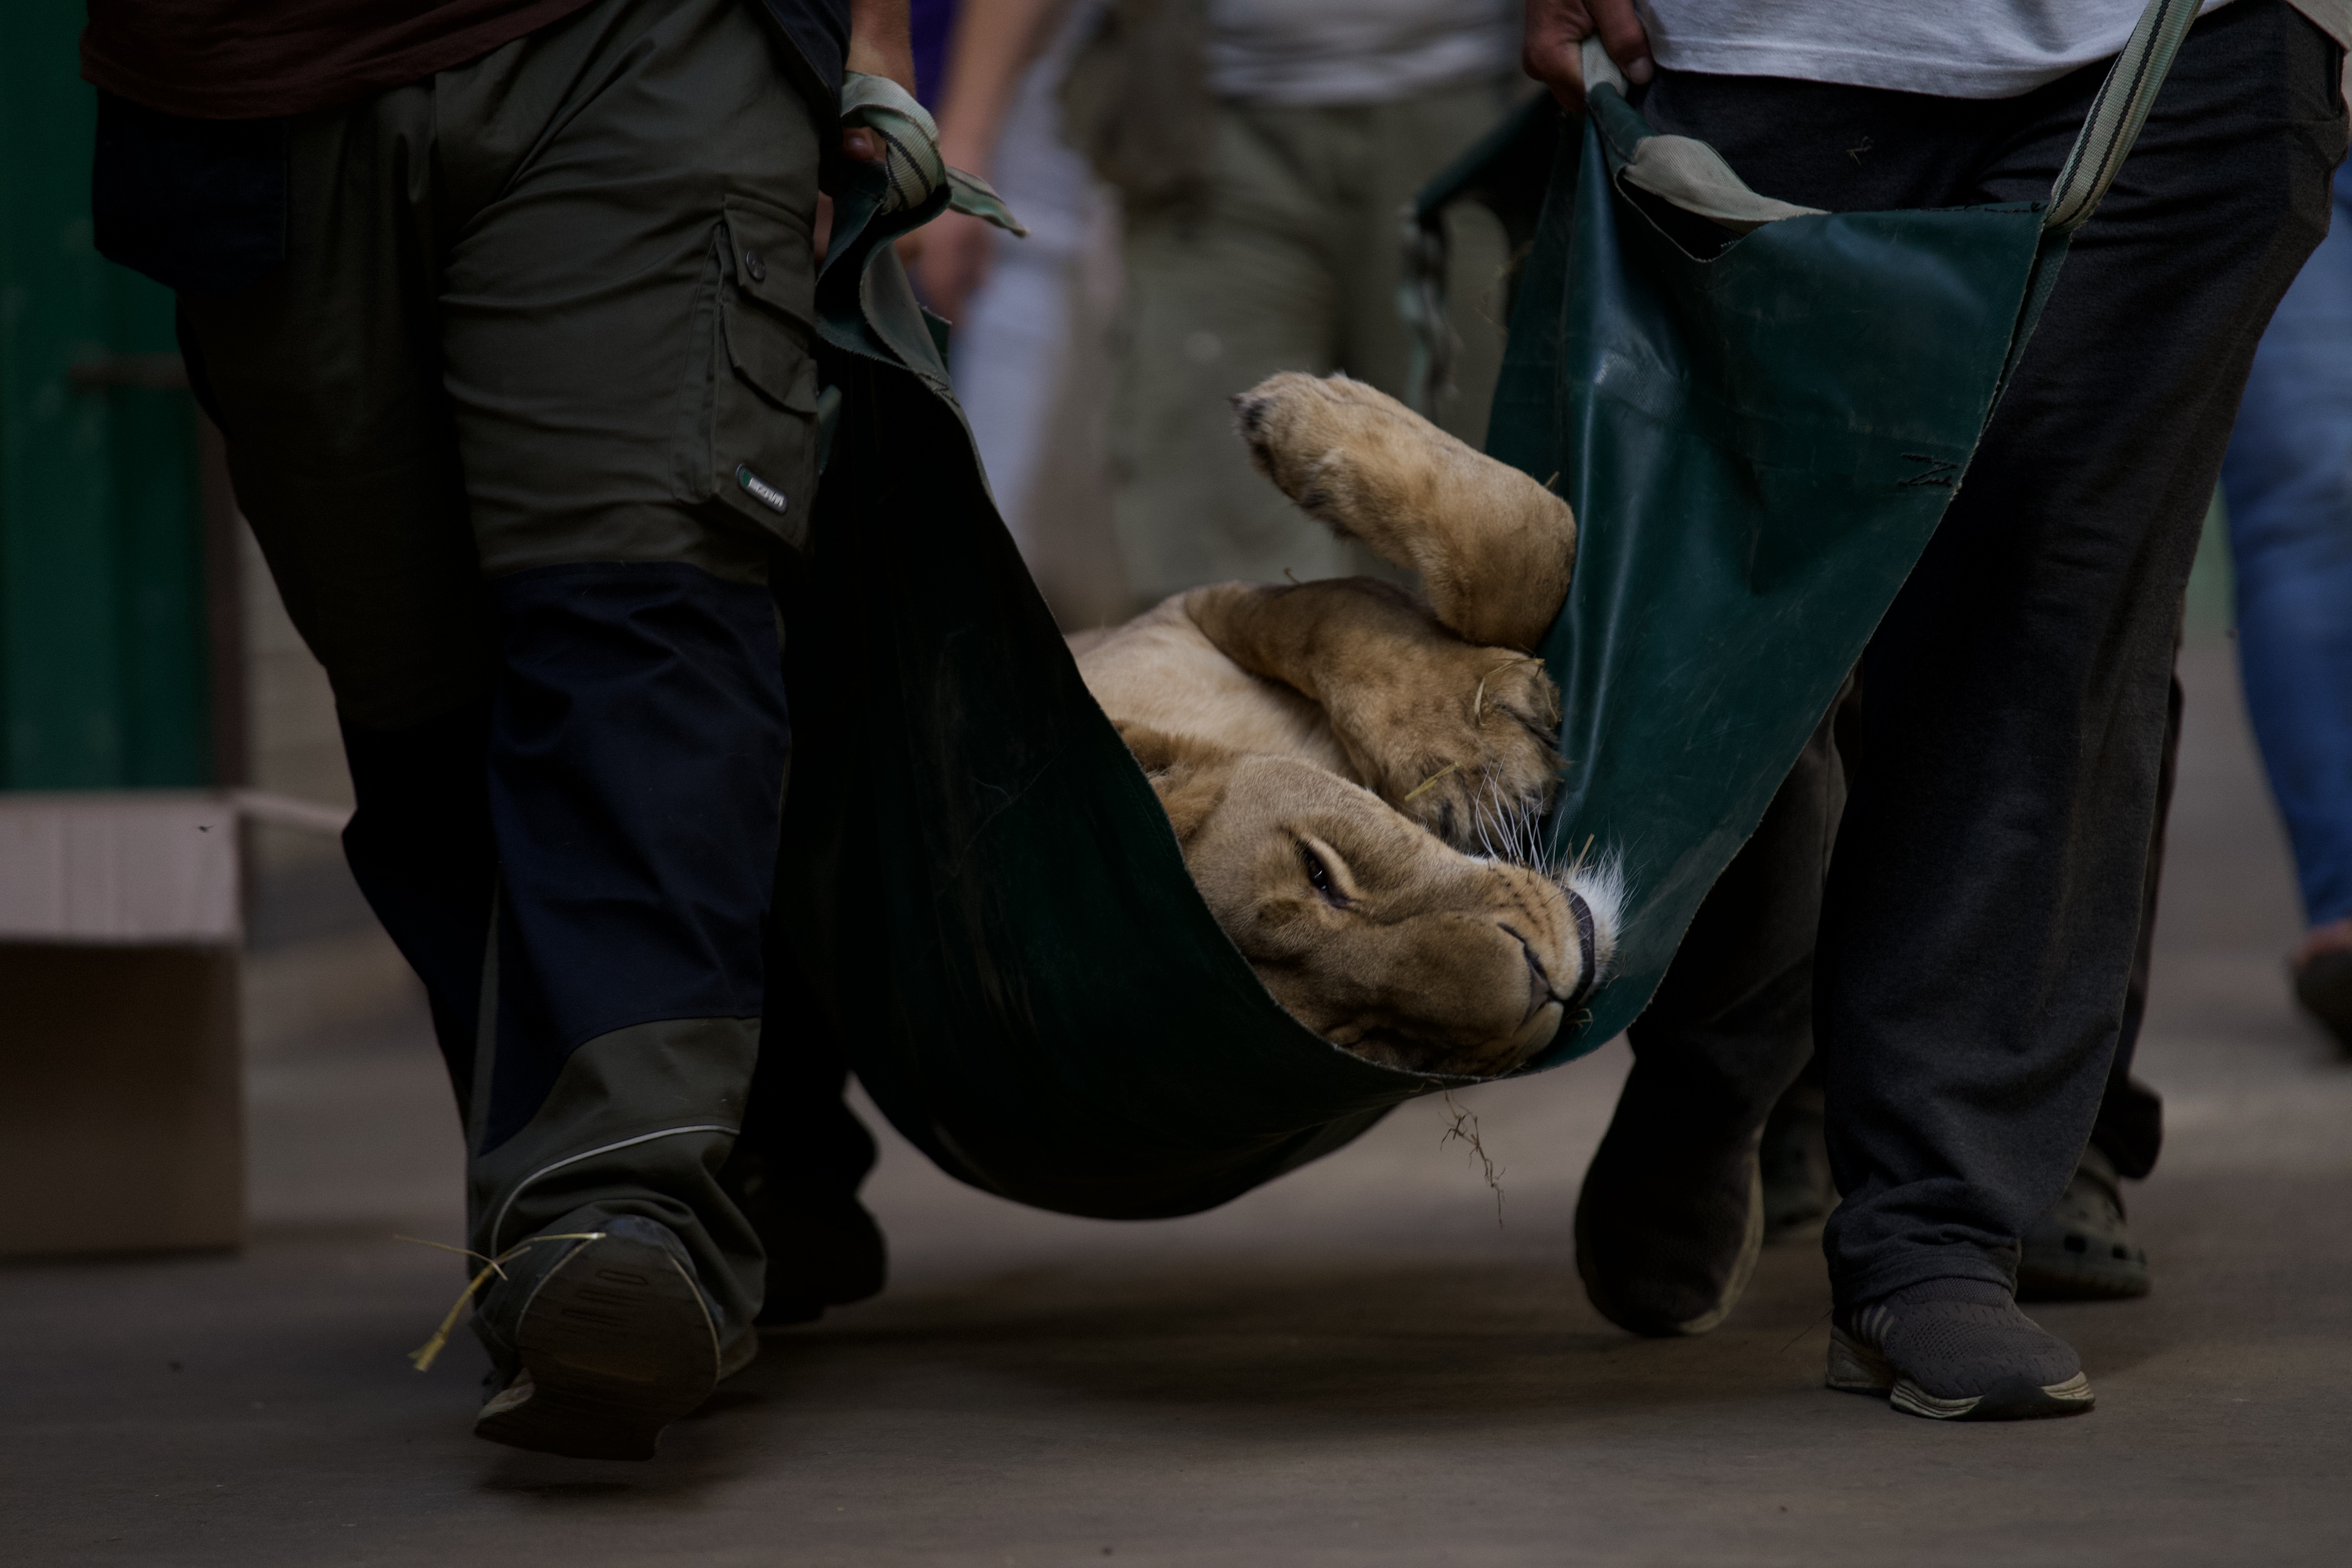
top-left (822, 0), bottom-right (917, 261)
top-left (908, 0), bottom-right (1062, 318)
top-left (913, 209), bottom-right (993, 320)
top-left (844, 0), bottom-right (916, 165)
top-left (1523, 0), bottom-right (1653, 113)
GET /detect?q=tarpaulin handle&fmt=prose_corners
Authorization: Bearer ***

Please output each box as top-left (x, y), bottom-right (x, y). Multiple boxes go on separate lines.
top-left (1583, 1), bottom-right (2197, 237)
top-left (2043, 0), bottom-right (2201, 232)
top-left (1576, 40), bottom-right (1824, 232)
top-left (1578, 36), bottom-right (1626, 98)
top-left (838, 73), bottom-right (1028, 236)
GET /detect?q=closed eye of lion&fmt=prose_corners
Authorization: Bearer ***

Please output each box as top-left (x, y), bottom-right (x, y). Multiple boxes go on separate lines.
top-left (1078, 372), bottom-right (1623, 1077)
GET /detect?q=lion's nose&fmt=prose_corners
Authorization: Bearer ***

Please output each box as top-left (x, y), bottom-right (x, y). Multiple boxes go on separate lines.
top-left (1505, 926), bottom-right (1569, 1024)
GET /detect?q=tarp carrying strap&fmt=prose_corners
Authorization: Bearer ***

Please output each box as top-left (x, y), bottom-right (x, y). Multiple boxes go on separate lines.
top-left (838, 73), bottom-right (1029, 236)
top-left (2045, 0), bottom-right (2203, 232)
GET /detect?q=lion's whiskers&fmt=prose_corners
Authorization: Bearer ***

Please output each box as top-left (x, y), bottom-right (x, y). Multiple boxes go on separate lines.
top-left (1459, 772), bottom-right (1625, 985)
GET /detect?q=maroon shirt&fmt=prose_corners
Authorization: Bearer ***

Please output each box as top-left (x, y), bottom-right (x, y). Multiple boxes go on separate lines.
top-left (82, 0), bottom-right (597, 119)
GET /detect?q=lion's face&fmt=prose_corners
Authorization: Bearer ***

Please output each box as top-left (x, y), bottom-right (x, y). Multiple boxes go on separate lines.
top-left (1176, 754), bottom-right (1611, 1077)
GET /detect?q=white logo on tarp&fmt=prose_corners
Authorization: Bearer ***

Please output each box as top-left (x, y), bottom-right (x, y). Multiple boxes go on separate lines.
top-left (736, 464), bottom-right (789, 513)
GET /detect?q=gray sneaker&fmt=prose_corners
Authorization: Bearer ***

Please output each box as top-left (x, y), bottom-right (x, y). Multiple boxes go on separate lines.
top-left (2018, 1144), bottom-right (2150, 1301)
top-left (1828, 1278), bottom-right (2094, 1421)
top-left (472, 1214), bottom-right (722, 1460)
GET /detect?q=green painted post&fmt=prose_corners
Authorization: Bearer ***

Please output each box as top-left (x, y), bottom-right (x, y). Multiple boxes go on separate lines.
top-left (0, 0), bottom-right (211, 791)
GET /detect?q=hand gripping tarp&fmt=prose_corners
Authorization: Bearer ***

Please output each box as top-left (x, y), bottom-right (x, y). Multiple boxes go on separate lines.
top-left (776, 2), bottom-right (2198, 1218)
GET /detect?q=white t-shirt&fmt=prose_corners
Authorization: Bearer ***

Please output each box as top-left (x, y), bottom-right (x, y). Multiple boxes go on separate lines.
top-left (1206, 0), bottom-right (1521, 105)
top-left (1634, 0), bottom-right (2262, 98)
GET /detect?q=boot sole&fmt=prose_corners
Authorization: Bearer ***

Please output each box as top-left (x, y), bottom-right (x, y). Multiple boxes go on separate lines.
top-left (1826, 1326), bottom-right (2094, 1421)
top-left (474, 1231), bottom-right (721, 1460)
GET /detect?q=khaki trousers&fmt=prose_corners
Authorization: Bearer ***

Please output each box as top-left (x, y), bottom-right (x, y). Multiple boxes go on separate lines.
top-left (1110, 80), bottom-right (1526, 608)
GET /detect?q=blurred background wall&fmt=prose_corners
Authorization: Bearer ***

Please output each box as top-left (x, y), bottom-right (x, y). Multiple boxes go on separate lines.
top-left (1, 0), bottom-right (408, 1258)
top-left (1, 3), bottom-right (218, 797)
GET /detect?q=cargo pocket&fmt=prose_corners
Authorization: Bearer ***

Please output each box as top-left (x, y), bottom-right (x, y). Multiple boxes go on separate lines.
top-left (682, 196), bottom-right (820, 554)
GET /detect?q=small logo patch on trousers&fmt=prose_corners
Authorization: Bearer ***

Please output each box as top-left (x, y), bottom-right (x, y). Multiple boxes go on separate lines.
top-left (736, 465), bottom-right (789, 513)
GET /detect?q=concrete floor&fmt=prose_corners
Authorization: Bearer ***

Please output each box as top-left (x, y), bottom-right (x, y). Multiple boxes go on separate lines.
top-left (5, 641), bottom-right (2349, 1566)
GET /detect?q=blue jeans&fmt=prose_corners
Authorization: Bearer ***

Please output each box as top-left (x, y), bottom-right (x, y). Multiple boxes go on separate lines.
top-left (2223, 161), bottom-right (2352, 929)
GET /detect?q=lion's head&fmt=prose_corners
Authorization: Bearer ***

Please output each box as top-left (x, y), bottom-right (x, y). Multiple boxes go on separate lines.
top-left (1125, 727), bottom-right (1621, 1077)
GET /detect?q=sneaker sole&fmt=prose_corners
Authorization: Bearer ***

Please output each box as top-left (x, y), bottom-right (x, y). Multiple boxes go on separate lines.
top-left (1826, 1326), bottom-right (2094, 1422)
top-left (474, 1230), bottom-right (721, 1461)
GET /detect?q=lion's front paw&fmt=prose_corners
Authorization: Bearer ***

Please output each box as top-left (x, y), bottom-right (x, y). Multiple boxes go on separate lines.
top-left (1231, 370), bottom-right (1575, 652)
top-left (1349, 649), bottom-right (1563, 856)
top-left (1230, 372), bottom-right (1435, 543)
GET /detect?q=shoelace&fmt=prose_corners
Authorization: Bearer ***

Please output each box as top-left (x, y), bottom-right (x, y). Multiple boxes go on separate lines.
top-left (394, 1232), bottom-right (610, 1372)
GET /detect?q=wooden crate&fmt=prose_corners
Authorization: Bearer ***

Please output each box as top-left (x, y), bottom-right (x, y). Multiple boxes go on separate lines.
top-left (0, 793), bottom-right (242, 1256)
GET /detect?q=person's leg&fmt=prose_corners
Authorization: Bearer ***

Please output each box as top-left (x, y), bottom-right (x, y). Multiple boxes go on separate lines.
top-left (2016, 664), bottom-right (2178, 1300)
top-left (724, 914), bottom-right (887, 1328)
top-left (1820, 0), bottom-right (2338, 1307)
top-left (2093, 664), bottom-right (2179, 1186)
top-left (1809, 4), bottom-right (2341, 1414)
top-left (185, 0), bottom-right (853, 1457)
top-left (1641, 0), bottom-right (2343, 1417)
top-left (1626, 66), bottom-right (2082, 1305)
top-left (1758, 1053), bottom-right (1832, 1236)
top-left (1576, 690), bottom-right (1847, 1335)
top-left (1610, 69), bottom-right (2065, 1341)
top-left (175, 100), bottom-right (501, 1112)
top-left (429, 0), bottom-right (836, 1419)
top-left (1766, 678), bottom-right (2174, 1297)
top-left (1330, 79), bottom-right (1521, 447)
top-left (1763, 675), bottom-right (2173, 1276)
top-left (1110, 100), bottom-right (1346, 606)
top-left (2221, 162), bottom-right (2352, 1049)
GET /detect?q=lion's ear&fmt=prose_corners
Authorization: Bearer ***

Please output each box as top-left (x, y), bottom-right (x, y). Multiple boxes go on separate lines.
top-left (1115, 722), bottom-right (1231, 847)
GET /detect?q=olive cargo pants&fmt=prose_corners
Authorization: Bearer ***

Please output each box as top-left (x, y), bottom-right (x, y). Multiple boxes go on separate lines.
top-left (176, 0), bottom-right (877, 1371)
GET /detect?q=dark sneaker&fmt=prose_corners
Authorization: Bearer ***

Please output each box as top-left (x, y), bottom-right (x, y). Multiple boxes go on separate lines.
top-left (1575, 1095), bottom-right (1766, 1338)
top-left (2294, 947), bottom-right (2352, 1053)
top-left (1828, 1278), bottom-right (2094, 1421)
top-left (2018, 1144), bottom-right (2150, 1301)
top-left (473, 1216), bottom-right (722, 1461)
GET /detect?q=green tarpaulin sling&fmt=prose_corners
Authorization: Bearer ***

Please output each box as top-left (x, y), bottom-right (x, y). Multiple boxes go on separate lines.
top-left (778, 0), bottom-right (2199, 1218)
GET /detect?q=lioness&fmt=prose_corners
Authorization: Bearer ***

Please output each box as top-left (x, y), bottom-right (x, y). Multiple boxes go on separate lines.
top-left (1079, 372), bottom-right (1622, 1078)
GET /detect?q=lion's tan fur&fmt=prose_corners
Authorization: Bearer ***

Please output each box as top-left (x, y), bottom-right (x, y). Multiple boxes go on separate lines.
top-left (1077, 373), bottom-right (1621, 1077)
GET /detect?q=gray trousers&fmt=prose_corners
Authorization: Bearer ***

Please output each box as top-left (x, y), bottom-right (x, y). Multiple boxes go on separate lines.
top-left (1631, 0), bottom-right (2344, 1307)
